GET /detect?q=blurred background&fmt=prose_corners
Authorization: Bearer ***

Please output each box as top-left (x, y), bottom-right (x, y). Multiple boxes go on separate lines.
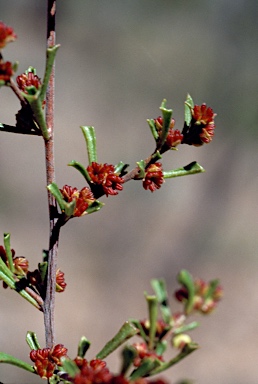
top-left (1, 1), bottom-right (258, 383)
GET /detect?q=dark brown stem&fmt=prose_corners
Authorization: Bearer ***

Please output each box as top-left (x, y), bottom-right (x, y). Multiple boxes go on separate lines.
top-left (43, 0), bottom-right (57, 349)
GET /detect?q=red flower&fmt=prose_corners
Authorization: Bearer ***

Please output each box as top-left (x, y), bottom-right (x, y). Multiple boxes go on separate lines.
top-left (16, 70), bottom-right (42, 94)
top-left (192, 104), bottom-right (215, 125)
top-left (87, 162), bottom-right (124, 196)
top-left (73, 358), bottom-right (112, 384)
top-left (56, 269), bottom-right (66, 293)
top-left (0, 21), bottom-right (17, 48)
top-left (143, 163), bottom-right (164, 192)
top-left (0, 60), bottom-right (14, 82)
top-left (30, 344), bottom-right (68, 379)
top-left (182, 104), bottom-right (216, 146)
top-left (13, 256), bottom-right (29, 276)
top-left (165, 128), bottom-right (183, 148)
top-left (60, 185), bottom-right (95, 217)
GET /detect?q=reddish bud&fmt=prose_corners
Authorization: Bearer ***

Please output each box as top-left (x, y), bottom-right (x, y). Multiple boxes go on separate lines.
top-left (0, 21), bottom-right (17, 48)
top-left (30, 344), bottom-right (68, 379)
top-left (143, 163), bottom-right (164, 192)
top-left (56, 269), bottom-right (67, 293)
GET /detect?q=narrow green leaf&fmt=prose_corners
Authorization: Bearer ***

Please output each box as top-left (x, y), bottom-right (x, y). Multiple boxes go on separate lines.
top-left (149, 343), bottom-right (198, 376)
top-left (77, 336), bottom-right (91, 358)
top-left (177, 270), bottom-right (195, 315)
top-left (68, 160), bottom-right (92, 184)
top-left (173, 321), bottom-right (199, 335)
top-left (96, 321), bottom-right (138, 360)
top-left (47, 182), bottom-right (66, 211)
top-left (4, 233), bottom-right (14, 273)
top-left (151, 279), bottom-right (171, 324)
top-left (120, 345), bottom-right (137, 376)
top-left (155, 340), bottom-right (167, 356)
top-left (26, 331), bottom-right (41, 350)
top-left (136, 160), bottom-right (146, 179)
top-left (85, 200), bottom-right (104, 214)
top-left (204, 279), bottom-right (220, 300)
top-left (130, 358), bottom-right (161, 380)
top-left (184, 94), bottom-right (194, 126)
top-left (129, 319), bottom-right (148, 343)
top-left (25, 94), bottom-right (50, 140)
top-left (40, 45), bottom-right (60, 102)
top-left (81, 126), bottom-right (97, 164)
top-left (145, 295), bottom-right (158, 349)
top-left (38, 261), bottom-right (48, 283)
top-left (114, 161), bottom-right (129, 176)
top-left (163, 162), bottom-right (205, 179)
top-left (60, 357), bottom-right (80, 378)
top-left (0, 269), bottom-right (16, 288)
top-left (0, 352), bottom-right (35, 374)
top-left (159, 99), bottom-right (173, 146)
top-left (147, 119), bottom-right (159, 141)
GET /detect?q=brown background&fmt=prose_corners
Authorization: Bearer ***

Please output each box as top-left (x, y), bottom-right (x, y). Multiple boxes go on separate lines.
top-left (1, 1), bottom-right (258, 383)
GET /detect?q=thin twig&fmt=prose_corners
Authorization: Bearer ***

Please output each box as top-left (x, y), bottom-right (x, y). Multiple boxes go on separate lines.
top-left (43, 0), bottom-right (57, 349)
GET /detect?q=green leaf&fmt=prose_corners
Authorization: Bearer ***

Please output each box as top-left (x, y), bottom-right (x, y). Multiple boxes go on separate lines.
top-left (155, 340), bottom-right (167, 356)
top-left (173, 321), bottom-right (199, 335)
top-left (159, 99), bottom-right (173, 146)
top-left (145, 294), bottom-right (158, 349)
top-left (85, 200), bottom-right (104, 214)
top-left (77, 336), bottom-right (91, 358)
top-left (149, 343), bottom-right (198, 376)
top-left (147, 119), bottom-right (159, 141)
top-left (120, 345), bottom-right (137, 376)
top-left (26, 331), bottom-right (41, 350)
top-left (47, 182), bottom-right (66, 211)
top-left (184, 93), bottom-right (194, 126)
top-left (114, 161), bottom-right (129, 176)
top-left (0, 352), bottom-right (35, 374)
top-left (96, 321), bottom-right (138, 360)
top-left (136, 160), bottom-right (146, 179)
top-left (177, 270), bottom-right (195, 315)
top-left (130, 358), bottom-right (161, 380)
top-left (204, 279), bottom-right (220, 300)
top-left (81, 126), bottom-right (97, 164)
top-left (39, 45), bottom-right (60, 102)
top-left (151, 279), bottom-right (171, 324)
top-left (60, 357), bottom-right (80, 378)
top-left (163, 162), bottom-right (205, 179)
top-left (38, 261), bottom-right (48, 283)
top-left (4, 233), bottom-right (14, 273)
top-left (68, 160), bottom-right (92, 184)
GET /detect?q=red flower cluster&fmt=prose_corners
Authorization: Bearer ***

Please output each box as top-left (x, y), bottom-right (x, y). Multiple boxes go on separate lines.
top-left (0, 21), bottom-right (17, 48)
top-left (154, 116), bottom-right (183, 149)
top-left (72, 357), bottom-right (167, 384)
top-left (87, 162), bottom-right (124, 196)
top-left (16, 70), bottom-right (42, 94)
top-left (60, 185), bottom-right (95, 217)
top-left (143, 163), bottom-right (164, 192)
top-left (0, 60), bottom-right (14, 82)
top-left (182, 104), bottom-right (216, 146)
top-left (175, 278), bottom-right (223, 314)
top-left (132, 343), bottom-right (164, 367)
top-left (73, 358), bottom-right (112, 384)
top-left (30, 344), bottom-right (68, 379)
